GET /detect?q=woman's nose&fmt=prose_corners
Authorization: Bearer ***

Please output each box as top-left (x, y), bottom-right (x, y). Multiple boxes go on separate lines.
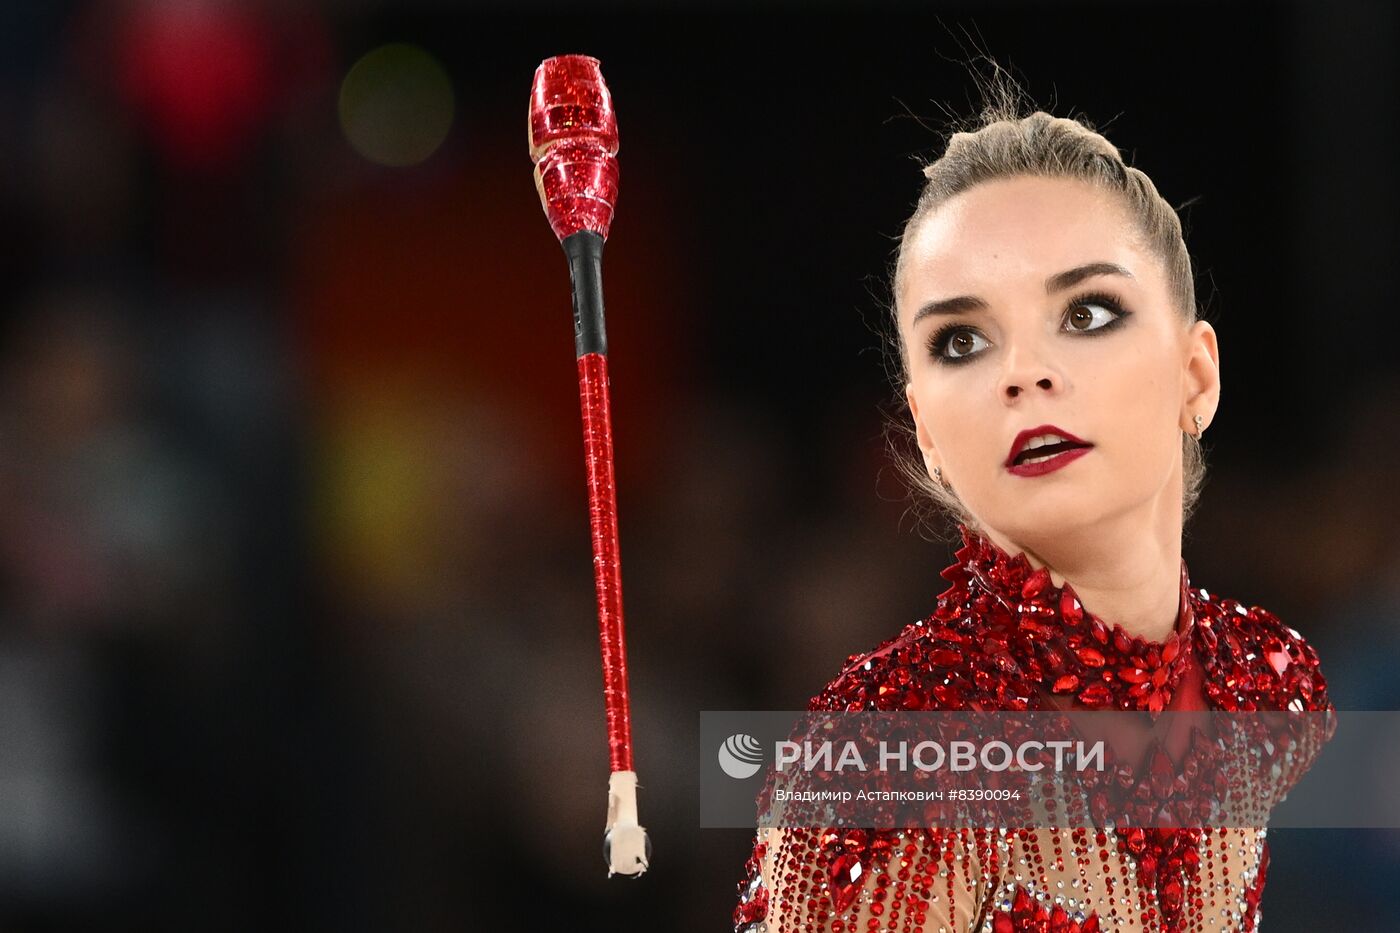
top-left (998, 342), bottom-right (1061, 401)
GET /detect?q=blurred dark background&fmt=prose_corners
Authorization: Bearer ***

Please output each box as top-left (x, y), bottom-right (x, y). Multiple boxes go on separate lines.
top-left (0, 0), bottom-right (1395, 930)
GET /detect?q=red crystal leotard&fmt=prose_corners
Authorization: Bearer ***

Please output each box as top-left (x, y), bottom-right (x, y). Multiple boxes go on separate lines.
top-left (733, 524), bottom-right (1333, 933)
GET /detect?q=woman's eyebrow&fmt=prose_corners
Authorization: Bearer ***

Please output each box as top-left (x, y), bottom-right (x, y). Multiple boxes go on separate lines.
top-left (911, 262), bottom-right (1136, 328)
top-left (1046, 261), bottom-right (1135, 294)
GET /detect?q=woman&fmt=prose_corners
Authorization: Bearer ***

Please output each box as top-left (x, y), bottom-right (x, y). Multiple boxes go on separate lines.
top-left (732, 93), bottom-right (1332, 933)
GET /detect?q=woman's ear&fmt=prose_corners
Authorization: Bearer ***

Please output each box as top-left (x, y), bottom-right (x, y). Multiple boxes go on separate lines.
top-left (906, 382), bottom-right (940, 471)
top-left (1182, 320), bottom-right (1221, 432)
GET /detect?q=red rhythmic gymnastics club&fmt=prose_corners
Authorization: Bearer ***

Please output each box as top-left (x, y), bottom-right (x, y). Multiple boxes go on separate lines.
top-left (528, 54), bottom-right (650, 878)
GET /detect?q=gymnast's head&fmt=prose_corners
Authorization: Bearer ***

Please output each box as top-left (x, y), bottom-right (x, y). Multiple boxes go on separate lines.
top-left (888, 79), bottom-right (1220, 552)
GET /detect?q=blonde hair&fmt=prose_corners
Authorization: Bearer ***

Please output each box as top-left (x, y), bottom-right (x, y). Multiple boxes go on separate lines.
top-left (883, 69), bottom-right (1206, 536)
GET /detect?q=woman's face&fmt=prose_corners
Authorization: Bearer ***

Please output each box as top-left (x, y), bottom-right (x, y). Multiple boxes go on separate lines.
top-left (900, 175), bottom-right (1219, 545)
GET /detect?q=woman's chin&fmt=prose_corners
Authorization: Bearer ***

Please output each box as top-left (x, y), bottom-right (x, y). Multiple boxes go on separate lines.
top-left (986, 490), bottom-right (1104, 540)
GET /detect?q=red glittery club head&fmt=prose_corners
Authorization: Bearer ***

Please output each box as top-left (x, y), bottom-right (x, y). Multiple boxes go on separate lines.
top-left (528, 54), bottom-right (619, 242)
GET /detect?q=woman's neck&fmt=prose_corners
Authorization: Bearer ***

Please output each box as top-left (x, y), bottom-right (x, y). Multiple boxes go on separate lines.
top-left (979, 501), bottom-right (1183, 646)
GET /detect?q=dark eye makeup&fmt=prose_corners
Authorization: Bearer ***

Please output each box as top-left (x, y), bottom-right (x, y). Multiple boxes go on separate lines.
top-left (923, 290), bottom-right (1132, 365)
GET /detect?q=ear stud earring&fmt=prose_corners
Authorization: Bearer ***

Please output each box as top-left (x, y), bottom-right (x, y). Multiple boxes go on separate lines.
top-left (1193, 414), bottom-right (1204, 438)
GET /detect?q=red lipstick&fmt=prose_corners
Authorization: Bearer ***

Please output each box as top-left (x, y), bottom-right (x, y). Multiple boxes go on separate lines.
top-left (1005, 424), bottom-right (1094, 477)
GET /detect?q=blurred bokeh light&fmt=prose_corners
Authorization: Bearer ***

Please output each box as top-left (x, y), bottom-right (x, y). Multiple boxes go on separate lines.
top-left (338, 42), bottom-right (454, 167)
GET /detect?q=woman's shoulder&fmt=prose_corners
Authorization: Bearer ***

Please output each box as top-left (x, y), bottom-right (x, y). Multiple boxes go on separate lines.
top-left (801, 583), bottom-right (1337, 715)
top-left (804, 607), bottom-right (1027, 713)
top-left (1192, 585), bottom-right (1333, 712)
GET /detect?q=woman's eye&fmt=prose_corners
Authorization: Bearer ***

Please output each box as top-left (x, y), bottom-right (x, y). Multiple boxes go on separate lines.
top-left (938, 328), bottom-right (991, 361)
top-left (1063, 300), bottom-right (1122, 333)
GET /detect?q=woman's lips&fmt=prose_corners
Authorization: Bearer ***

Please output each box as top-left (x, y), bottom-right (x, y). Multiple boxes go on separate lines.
top-left (1006, 444), bottom-right (1092, 477)
top-left (1005, 424), bottom-right (1094, 477)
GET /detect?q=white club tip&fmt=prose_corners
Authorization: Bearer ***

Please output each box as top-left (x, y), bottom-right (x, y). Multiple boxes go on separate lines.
top-left (604, 770), bottom-right (650, 877)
